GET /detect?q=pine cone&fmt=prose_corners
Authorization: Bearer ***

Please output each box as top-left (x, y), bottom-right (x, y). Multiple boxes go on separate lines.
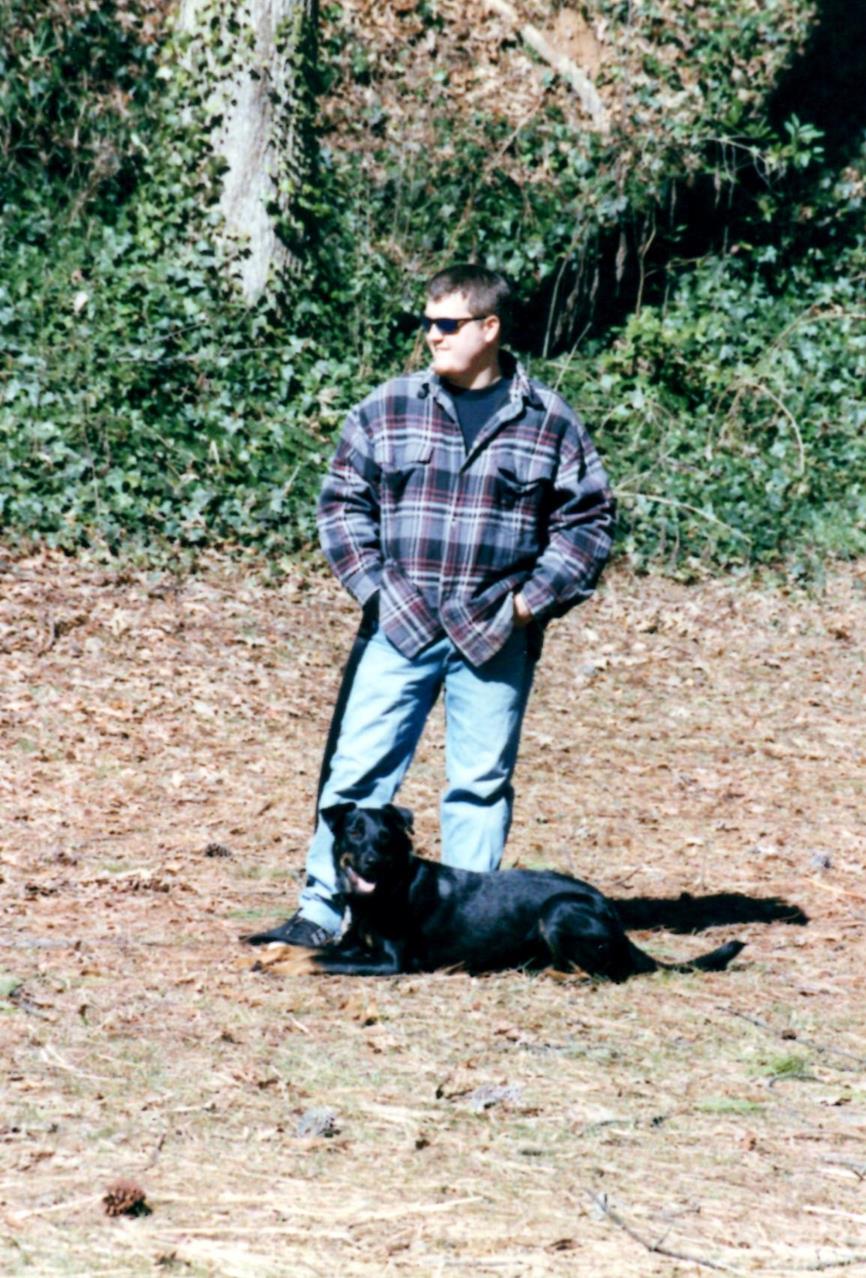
top-left (103, 1180), bottom-right (151, 1217)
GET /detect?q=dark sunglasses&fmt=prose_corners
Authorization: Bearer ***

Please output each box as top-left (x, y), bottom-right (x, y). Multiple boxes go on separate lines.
top-left (420, 315), bottom-right (490, 335)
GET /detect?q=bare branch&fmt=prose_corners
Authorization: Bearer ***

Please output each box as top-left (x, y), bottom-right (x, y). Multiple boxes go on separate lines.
top-left (589, 1191), bottom-right (746, 1275)
top-left (728, 378), bottom-right (806, 475)
top-left (619, 492), bottom-right (753, 542)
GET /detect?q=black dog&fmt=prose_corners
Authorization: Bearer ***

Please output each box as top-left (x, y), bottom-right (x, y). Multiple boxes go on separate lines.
top-left (310, 804), bottom-right (745, 982)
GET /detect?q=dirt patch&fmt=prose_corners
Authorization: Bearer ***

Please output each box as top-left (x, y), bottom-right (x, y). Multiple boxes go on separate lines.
top-left (2, 550), bottom-right (865, 1276)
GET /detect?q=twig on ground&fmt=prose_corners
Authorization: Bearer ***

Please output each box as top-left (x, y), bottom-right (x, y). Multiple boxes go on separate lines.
top-left (17, 1194), bottom-right (103, 1219)
top-left (804, 1207), bottom-right (866, 1224)
top-left (788, 1257), bottom-right (866, 1273)
top-left (820, 1158), bottom-right (866, 1183)
top-left (589, 1190), bottom-right (745, 1275)
top-left (808, 877), bottom-right (866, 905)
top-left (36, 611), bottom-right (58, 656)
top-left (38, 1044), bottom-right (118, 1083)
top-left (176, 1198), bottom-right (484, 1235)
top-left (718, 1006), bottom-right (866, 1072)
top-left (143, 1130), bottom-right (168, 1171)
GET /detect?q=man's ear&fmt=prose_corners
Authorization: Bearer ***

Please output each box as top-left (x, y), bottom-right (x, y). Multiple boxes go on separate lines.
top-left (481, 312), bottom-right (501, 346)
top-left (321, 802), bottom-right (355, 835)
top-left (384, 804), bottom-right (414, 833)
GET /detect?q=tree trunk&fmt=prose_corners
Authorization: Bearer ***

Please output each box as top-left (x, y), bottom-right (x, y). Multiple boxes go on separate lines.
top-left (177, 0), bottom-right (317, 304)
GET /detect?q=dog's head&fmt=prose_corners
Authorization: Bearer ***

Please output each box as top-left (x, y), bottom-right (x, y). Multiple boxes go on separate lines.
top-left (321, 803), bottom-right (414, 898)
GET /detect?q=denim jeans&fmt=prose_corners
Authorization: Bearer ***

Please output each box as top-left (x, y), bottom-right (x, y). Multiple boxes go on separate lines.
top-left (298, 625), bottom-right (539, 934)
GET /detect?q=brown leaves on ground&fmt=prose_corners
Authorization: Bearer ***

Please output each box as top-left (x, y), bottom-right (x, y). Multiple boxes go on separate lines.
top-left (1, 547), bottom-right (865, 1277)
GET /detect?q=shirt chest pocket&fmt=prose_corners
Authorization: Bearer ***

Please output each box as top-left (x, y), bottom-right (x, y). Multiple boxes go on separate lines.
top-left (496, 467), bottom-right (547, 510)
top-left (381, 446), bottom-right (434, 503)
top-left (492, 438), bottom-right (556, 510)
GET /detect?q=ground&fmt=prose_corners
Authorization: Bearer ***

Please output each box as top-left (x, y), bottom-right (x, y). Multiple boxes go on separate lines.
top-left (1, 550), bottom-right (865, 1277)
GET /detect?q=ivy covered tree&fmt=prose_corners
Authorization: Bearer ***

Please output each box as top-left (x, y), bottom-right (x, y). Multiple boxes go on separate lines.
top-left (173, 0), bottom-right (318, 303)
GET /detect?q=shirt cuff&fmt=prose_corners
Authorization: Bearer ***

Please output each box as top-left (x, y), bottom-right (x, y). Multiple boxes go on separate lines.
top-left (517, 575), bottom-right (557, 621)
top-left (343, 563), bottom-right (383, 606)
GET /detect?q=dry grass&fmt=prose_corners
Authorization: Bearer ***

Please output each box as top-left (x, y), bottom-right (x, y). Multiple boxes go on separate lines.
top-left (1, 550), bottom-right (865, 1276)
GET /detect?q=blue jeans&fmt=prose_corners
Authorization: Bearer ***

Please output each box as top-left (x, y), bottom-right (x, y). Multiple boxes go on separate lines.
top-left (298, 625), bottom-right (539, 934)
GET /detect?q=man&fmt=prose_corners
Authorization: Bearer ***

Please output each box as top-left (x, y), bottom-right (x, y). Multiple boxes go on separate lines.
top-left (248, 264), bottom-right (615, 949)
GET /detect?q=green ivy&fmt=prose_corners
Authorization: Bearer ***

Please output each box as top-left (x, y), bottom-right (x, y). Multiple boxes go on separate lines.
top-left (547, 245), bottom-right (866, 576)
top-left (0, 0), bottom-right (864, 578)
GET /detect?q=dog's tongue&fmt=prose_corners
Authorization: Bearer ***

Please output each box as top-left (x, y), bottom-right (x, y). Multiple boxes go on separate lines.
top-left (347, 867), bottom-right (376, 895)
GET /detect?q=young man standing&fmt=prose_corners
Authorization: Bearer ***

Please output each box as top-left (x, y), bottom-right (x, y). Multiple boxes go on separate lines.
top-left (248, 264), bottom-right (615, 949)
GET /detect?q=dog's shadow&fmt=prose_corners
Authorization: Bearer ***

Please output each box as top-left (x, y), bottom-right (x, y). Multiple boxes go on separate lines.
top-left (613, 892), bottom-right (808, 934)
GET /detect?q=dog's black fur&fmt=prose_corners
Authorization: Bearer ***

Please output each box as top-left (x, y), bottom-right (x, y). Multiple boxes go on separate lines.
top-left (311, 804), bottom-right (745, 982)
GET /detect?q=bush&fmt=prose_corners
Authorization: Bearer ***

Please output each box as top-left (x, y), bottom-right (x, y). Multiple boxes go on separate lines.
top-left (0, 0), bottom-right (864, 578)
top-left (549, 244), bottom-right (866, 575)
top-left (0, 223), bottom-right (362, 557)
top-left (0, 0), bottom-right (168, 223)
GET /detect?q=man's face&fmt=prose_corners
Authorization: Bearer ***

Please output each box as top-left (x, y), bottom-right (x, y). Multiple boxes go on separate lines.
top-left (423, 291), bottom-right (501, 389)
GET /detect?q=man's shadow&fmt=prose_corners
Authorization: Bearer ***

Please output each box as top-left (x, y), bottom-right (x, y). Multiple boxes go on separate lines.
top-left (613, 892), bottom-right (808, 934)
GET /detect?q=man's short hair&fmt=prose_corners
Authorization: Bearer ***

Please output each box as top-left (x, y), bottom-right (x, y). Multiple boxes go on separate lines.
top-left (425, 264), bottom-right (514, 342)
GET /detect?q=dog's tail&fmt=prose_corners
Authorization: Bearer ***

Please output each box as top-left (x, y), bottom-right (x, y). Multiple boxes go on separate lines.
top-left (657, 938), bottom-right (746, 974)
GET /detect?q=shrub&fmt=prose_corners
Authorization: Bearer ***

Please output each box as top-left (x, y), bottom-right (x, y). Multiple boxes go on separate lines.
top-left (549, 244), bottom-right (866, 575)
top-left (1, 0), bottom-right (864, 577)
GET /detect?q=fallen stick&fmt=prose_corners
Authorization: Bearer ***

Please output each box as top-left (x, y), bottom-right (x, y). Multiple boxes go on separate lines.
top-left (590, 1192), bottom-right (744, 1275)
top-left (719, 1004), bottom-right (866, 1071)
top-left (484, 0), bottom-right (610, 133)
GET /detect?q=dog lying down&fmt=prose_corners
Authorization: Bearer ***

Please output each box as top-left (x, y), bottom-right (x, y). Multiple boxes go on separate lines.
top-left (261, 804), bottom-right (745, 982)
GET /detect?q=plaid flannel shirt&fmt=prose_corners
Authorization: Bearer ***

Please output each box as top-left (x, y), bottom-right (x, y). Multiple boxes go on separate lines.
top-left (317, 355), bottom-right (615, 666)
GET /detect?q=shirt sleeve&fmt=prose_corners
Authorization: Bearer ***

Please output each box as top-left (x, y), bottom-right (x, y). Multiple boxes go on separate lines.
top-left (316, 406), bottom-right (384, 606)
top-left (518, 404), bottom-right (616, 622)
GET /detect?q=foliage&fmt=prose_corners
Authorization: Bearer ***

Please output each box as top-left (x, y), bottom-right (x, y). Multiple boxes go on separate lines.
top-left (0, 0), bottom-right (864, 575)
top-left (547, 245), bottom-right (866, 577)
top-left (0, 0), bottom-right (169, 223)
top-left (0, 223), bottom-right (357, 557)
top-left (318, 0), bottom-right (824, 308)
top-left (0, 0), bottom-right (352, 560)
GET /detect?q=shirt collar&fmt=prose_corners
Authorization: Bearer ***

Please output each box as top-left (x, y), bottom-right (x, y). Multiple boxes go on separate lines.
top-left (418, 351), bottom-right (543, 410)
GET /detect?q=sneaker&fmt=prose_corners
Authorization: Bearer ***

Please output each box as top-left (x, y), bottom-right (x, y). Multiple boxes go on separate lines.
top-left (244, 912), bottom-right (334, 949)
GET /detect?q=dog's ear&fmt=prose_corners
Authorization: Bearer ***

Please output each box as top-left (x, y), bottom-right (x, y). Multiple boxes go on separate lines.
top-left (320, 802), bottom-right (355, 835)
top-left (384, 804), bottom-right (414, 833)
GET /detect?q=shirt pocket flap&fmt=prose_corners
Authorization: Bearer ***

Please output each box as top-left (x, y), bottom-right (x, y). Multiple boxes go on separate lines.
top-left (384, 444), bottom-right (434, 472)
top-left (498, 466), bottom-right (544, 491)
top-left (382, 446), bottom-right (434, 499)
top-left (496, 465), bottom-right (547, 511)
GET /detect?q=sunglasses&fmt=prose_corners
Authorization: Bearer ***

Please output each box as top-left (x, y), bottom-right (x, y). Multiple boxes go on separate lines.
top-left (420, 315), bottom-right (490, 335)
